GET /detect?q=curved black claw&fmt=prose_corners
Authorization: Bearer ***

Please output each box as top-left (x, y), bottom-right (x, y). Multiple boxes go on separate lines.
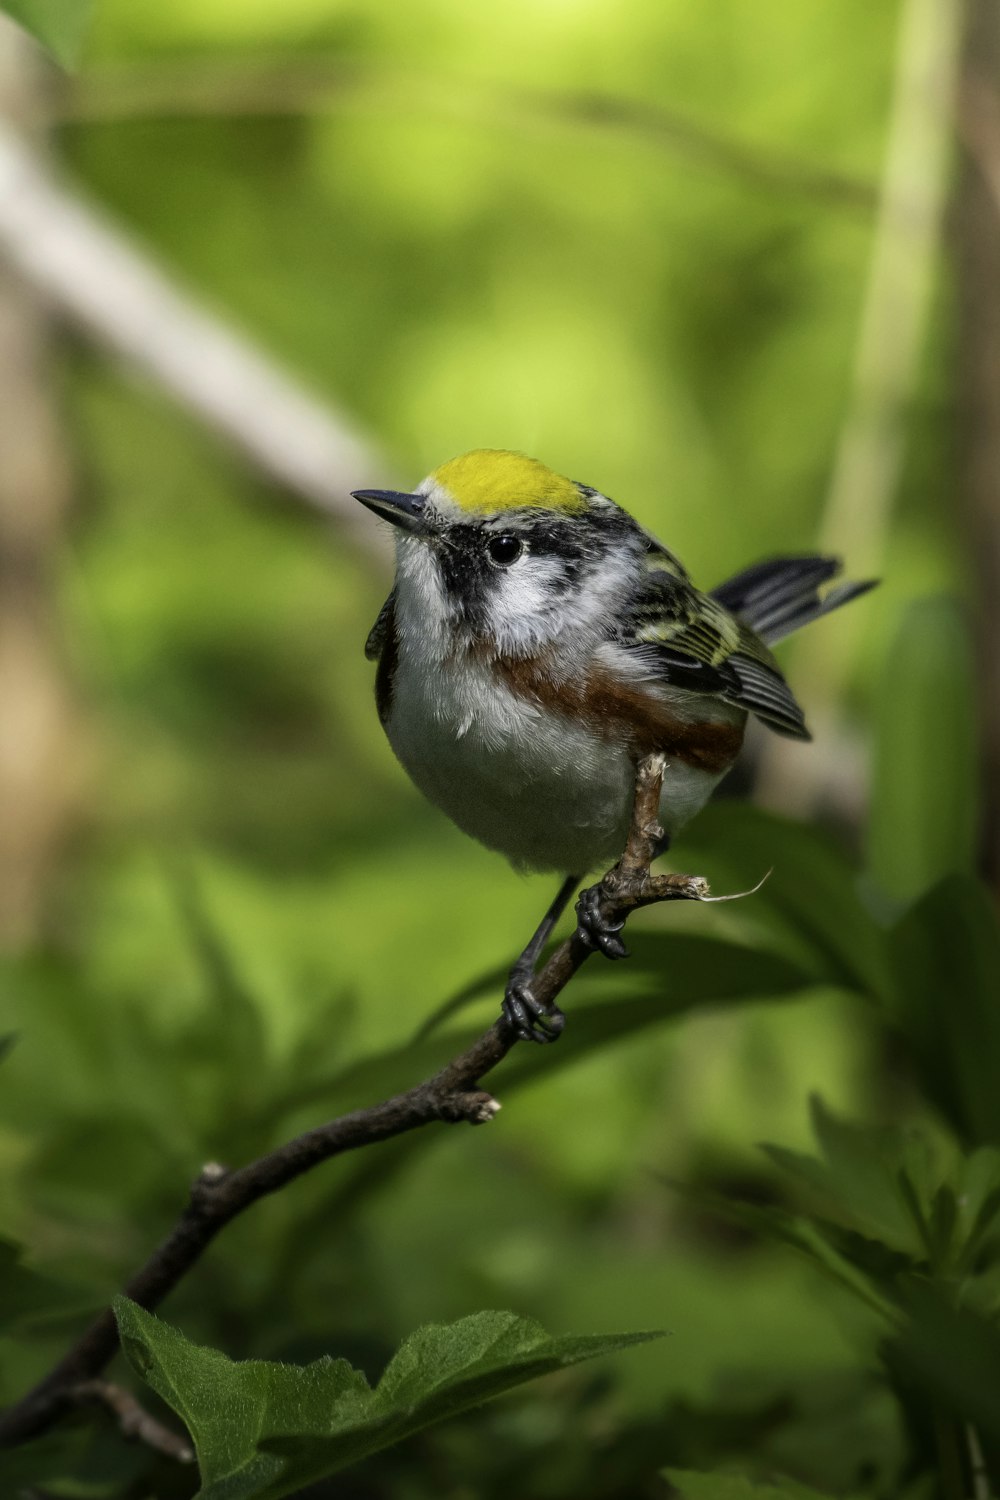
top-left (501, 975), bottom-right (566, 1045)
top-left (574, 884), bottom-right (628, 961)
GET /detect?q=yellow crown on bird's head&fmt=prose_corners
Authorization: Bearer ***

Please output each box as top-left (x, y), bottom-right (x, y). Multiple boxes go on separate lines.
top-left (430, 449), bottom-right (586, 515)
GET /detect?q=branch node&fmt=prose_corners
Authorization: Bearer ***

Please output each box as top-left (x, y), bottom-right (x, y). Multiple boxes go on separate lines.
top-left (646, 872), bottom-right (711, 903)
top-left (190, 1160), bottom-right (231, 1211)
top-left (697, 868), bottom-right (771, 903)
top-left (436, 1090), bottom-right (502, 1125)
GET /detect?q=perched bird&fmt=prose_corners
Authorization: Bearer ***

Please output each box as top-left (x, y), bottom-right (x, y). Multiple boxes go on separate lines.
top-left (353, 450), bottom-right (874, 1043)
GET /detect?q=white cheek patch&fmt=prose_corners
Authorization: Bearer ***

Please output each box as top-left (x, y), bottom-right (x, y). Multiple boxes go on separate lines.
top-left (486, 558), bottom-right (571, 653)
top-left (571, 545), bottom-right (640, 631)
top-left (486, 542), bottom-right (642, 660)
top-left (392, 516), bottom-right (647, 672)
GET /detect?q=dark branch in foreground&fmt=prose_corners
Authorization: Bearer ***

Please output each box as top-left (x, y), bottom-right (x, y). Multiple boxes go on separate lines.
top-left (0, 753), bottom-right (709, 1451)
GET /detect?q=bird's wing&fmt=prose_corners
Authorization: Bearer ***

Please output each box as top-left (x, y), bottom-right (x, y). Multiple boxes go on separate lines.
top-left (365, 590), bottom-right (396, 661)
top-left (710, 553), bottom-right (877, 646)
top-left (365, 591), bottom-right (400, 727)
top-left (622, 545), bottom-right (810, 740)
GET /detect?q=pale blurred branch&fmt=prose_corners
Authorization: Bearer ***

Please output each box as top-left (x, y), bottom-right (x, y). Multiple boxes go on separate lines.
top-left (0, 20), bottom-right (83, 946)
top-left (755, 0), bottom-right (962, 817)
top-left (816, 0), bottom-right (959, 574)
top-left (0, 118), bottom-right (390, 542)
top-left (55, 60), bottom-right (877, 211)
top-left (70, 1380), bottom-right (194, 1464)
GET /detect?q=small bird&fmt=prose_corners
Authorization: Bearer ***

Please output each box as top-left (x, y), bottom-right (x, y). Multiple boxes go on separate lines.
top-left (353, 450), bottom-right (874, 1043)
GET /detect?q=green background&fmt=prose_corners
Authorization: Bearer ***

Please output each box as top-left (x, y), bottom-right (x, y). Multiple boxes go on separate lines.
top-left (0, 0), bottom-right (988, 1495)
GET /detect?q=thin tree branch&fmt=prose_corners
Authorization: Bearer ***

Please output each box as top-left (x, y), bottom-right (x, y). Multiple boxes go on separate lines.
top-left (0, 60), bottom-right (872, 571)
top-left (0, 751), bottom-right (708, 1451)
top-left (0, 120), bottom-right (391, 541)
top-left (56, 61), bottom-right (876, 212)
top-left (70, 1380), bottom-right (194, 1464)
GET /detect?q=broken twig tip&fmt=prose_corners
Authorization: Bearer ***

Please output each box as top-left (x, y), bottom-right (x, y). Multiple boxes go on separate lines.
top-left (699, 868), bottom-right (773, 904)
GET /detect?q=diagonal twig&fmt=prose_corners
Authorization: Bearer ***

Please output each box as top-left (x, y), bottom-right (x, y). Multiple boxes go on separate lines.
top-left (0, 752), bottom-right (715, 1451)
top-left (0, 120), bottom-right (391, 538)
top-left (70, 1380), bottom-right (194, 1464)
top-left (57, 61), bottom-right (876, 211)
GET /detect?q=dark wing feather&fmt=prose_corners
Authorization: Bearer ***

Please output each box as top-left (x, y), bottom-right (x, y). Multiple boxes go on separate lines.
top-left (365, 592), bottom-right (399, 727)
top-left (623, 547), bottom-right (811, 740)
top-left (365, 590), bottom-right (396, 661)
top-left (727, 654), bottom-right (809, 739)
top-left (711, 554), bottom-right (877, 646)
top-left (711, 555), bottom-right (839, 615)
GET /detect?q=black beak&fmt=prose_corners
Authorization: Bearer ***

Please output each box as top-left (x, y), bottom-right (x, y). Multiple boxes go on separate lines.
top-left (351, 488), bottom-right (428, 535)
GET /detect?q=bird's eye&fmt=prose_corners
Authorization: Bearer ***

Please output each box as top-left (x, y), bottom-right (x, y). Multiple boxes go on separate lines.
top-left (486, 534), bottom-right (523, 567)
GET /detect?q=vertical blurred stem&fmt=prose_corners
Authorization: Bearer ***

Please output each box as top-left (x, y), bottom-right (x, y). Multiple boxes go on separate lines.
top-left (934, 1412), bottom-right (968, 1500)
top-left (0, 20), bottom-right (80, 947)
top-left (966, 1423), bottom-right (991, 1500)
top-left (954, 0), bottom-right (1000, 890)
top-left (756, 0), bottom-right (961, 816)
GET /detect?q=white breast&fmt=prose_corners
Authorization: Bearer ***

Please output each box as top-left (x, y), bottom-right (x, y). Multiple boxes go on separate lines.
top-left (385, 640), bottom-right (726, 874)
top-left (382, 531), bottom-right (732, 873)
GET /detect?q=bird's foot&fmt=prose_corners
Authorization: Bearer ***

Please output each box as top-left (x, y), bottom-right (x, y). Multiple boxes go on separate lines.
top-left (501, 972), bottom-right (566, 1045)
top-left (574, 883), bottom-right (629, 960)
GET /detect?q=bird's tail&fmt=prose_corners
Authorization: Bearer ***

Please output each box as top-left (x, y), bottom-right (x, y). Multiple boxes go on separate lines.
top-left (711, 555), bottom-right (877, 646)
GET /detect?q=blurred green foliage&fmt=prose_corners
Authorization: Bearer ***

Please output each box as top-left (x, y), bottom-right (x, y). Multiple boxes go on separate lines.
top-left (0, 0), bottom-right (91, 63)
top-left (0, 0), bottom-right (992, 1495)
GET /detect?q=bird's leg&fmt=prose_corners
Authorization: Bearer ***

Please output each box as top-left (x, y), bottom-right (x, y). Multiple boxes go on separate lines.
top-left (575, 831), bottom-right (671, 959)
top-left (574, 885), bottom-right (628, 959)
top-left (502, 873), bottom-right (580, 1044)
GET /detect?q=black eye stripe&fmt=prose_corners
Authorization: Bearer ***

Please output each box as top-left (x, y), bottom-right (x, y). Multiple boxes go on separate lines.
top-left (431, 501), bottom-right (643, 627)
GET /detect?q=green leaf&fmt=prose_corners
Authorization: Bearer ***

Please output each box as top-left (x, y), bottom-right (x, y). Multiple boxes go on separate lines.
top-left (888, 1282), bottom-right (1000, 1441)
top-left (0, 1239), bottom-right (91, 1334)
top-left (890, 875), bottom-right (1000, 1144)
top-left (0, 1423), bottom-right (144, 1492)
top-left (0, 0), bottom-right (93, 65)
top-left (952, 1147), bottom-right (1000, 1272)
top-left (115, 1298), bottom-right (660, 1499)
top-left (416, 926), bottom-right (819, 1040)
top-left (666, 1469), bottom-right (863, 1498)
top-left (504, 936), bottom-right (818, 1085)
top-left (674, 803), bottom-right (891, 1000)
top-left (867, 599), bottom-right (979, 904)
top-left (253, 942), bottom-right (821, 1257)
top-left (276, 934), bottom-right (817, 1128)
top-left (737, 1210), bottom-right (900, 1322)
top-left (761, 1098), bottom-right (942, 1259)
top-left (664, 1177), bottom-right (899, 1322)
top-left (172, 866), bottom-right (270, 1102)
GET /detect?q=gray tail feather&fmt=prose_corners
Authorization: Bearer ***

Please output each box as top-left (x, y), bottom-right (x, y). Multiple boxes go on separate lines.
top-left (711, 555), bottom-right (877, 646)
